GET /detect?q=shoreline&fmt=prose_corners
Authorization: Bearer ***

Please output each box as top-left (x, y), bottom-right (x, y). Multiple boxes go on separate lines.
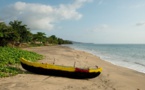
top-left (64, 44), bottom-right (145, 75)
top-left (0, 45), bottom-right (145, 90)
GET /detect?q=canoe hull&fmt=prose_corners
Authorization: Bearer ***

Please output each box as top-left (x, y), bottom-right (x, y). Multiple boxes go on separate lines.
top-left (21, 62), bottom-right (101, 79)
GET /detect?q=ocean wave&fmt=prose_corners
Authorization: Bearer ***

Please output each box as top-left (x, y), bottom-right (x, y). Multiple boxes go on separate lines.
top-left (134, 62), bottom-right (145, 67)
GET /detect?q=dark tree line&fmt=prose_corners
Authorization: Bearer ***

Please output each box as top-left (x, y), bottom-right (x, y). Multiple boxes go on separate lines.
top-left (0, 20), bottom-right (72, 47)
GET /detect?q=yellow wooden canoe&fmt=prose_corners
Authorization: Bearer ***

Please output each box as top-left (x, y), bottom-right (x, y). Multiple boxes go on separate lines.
top-left (20, 58), bottom-right (102, 79)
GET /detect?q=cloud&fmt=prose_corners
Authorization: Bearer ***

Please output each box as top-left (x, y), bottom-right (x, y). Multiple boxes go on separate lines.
top-left (136, 22), bottom-right (145, 26)
top-left (0, 0), bottom-right (91, 30)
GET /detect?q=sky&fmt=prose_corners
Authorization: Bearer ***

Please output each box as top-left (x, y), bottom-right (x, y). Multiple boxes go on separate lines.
top-left (0, 0), bottom-right (145, 44)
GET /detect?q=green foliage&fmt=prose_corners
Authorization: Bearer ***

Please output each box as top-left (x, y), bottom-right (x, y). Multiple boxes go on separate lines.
top-left (47, 35), bottom-right (58, 44)
top-left (0, 47), bottom-right (43, 77)
top-left (0, 66), bottom-right (23, 77)
top-left (9, 20), bottom-right (32, 43)
top-left (0, 20), bottom-right (72, 47)
top-left (0, 21), bottom-right (31, 47)
top-left (47, 35), bottom-right (72, 45)
top-left (0, 22), bottom-right (19, 46)
top-left (58, 38), bottom-right (72, 44)
top-left (32, 32), bottom-right (47, 44)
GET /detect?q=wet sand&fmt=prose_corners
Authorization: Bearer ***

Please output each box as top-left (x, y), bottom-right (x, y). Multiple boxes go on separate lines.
top-left (0, 46), bottom-right (145, 90)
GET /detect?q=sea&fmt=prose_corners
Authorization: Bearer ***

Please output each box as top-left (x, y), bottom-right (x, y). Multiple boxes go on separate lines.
top-left (63, 42), bottom-right (145, 74)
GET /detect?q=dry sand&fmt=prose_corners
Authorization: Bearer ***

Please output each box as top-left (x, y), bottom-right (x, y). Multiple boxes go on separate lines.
top-left (0, 46), bottom-right (145, 90)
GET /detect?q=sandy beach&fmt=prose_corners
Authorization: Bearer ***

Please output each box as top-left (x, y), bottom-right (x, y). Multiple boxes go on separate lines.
top-left (0, 46), bottom-right (145, 90)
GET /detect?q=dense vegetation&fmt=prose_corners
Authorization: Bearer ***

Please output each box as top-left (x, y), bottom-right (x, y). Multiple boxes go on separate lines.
top-left (0, 47), bottom-right (43, 77)
top-left (0, 20), bottom-right (72, 47)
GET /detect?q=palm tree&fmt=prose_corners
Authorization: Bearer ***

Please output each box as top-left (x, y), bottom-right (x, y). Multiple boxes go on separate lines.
top-left (47, 35), bottom-right (58, 44)
top-left (9, 20), bottom-right (32, 46)
top-left (32, 32), bottom-right (47, 44)
top-left (0, 22), bottom-right (19, 46)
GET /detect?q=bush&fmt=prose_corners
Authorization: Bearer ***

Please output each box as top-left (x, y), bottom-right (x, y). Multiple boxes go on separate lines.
top-left (0, 47), bottom-right (43, 77)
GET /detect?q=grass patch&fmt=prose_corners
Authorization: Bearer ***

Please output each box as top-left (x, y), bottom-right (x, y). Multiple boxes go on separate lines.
top-left (0, 47), bottom-right (43, 77)
top-left (0, 66), bottom-right (24, 77)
